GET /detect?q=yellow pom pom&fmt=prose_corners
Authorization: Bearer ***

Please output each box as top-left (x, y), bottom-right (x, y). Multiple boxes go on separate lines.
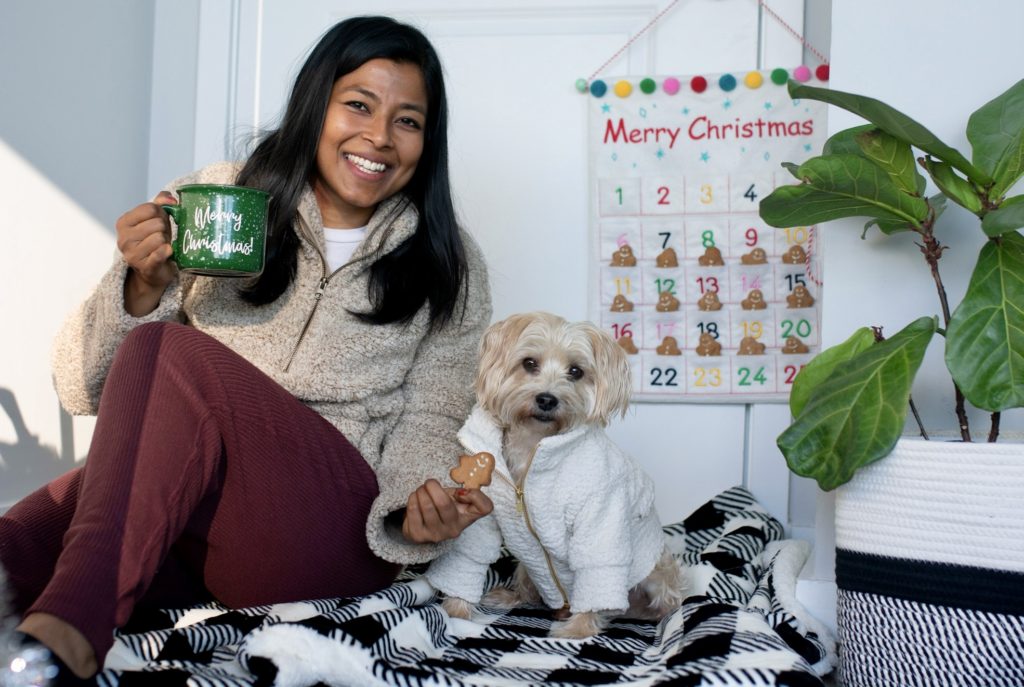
top-left (614, 80), bottom-right (633, 97)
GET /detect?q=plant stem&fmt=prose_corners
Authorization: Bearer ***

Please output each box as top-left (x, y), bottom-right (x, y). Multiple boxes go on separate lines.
top-left (917, 216), bottom-right (972, 441)
top-left (909, 397), bottom-right (929, 440)
top-left (919, 232), bottom-right (953, 326)
top-left (988, 412), bottom-right (1001, 442)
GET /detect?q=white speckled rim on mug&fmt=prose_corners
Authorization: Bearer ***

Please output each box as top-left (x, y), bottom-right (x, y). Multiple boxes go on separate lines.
top-left (162, 184), bottom-right (270, 277)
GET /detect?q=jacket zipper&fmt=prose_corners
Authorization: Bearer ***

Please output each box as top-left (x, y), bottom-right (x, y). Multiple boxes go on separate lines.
top-left (495, 452), bottom-right (571, 613)
top-left (282, 216), bottom-right (360, 372)
top-left (283, 275), bottom-right (329, 371)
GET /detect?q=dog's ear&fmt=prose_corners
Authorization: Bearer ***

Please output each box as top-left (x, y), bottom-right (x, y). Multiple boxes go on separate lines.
top-left (582, 322), bottom-right (632, 424)
top-left (475, 313), bottom-right (537, 403)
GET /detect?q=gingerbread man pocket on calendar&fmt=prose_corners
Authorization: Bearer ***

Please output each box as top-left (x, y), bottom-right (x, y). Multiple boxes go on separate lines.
top-left (643, 219), bottom-right (683, 264)
top-left (687, 299), bottom-right (728, 361)
top-left (602, 223), bottom-right (642, 309)
top-left (685, 351), bottom-right (730, 395)
top-left (644, 313), bottom-right (684, 361)
top-left (775, 266), bottom-right (819, 351)
top-left (731, 334), bottom-right (775, 394)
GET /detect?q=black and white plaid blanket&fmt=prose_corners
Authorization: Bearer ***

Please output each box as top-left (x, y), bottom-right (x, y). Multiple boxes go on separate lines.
top-left (99, 487), bottom-right (835, 686)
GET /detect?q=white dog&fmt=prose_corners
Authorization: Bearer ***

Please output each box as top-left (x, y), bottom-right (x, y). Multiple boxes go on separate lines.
top-left (426, 312), bottom-right (684, 638)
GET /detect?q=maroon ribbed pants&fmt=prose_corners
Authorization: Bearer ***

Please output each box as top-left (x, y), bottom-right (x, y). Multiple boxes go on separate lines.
top-left (0, 322), bottom-right (400, 660)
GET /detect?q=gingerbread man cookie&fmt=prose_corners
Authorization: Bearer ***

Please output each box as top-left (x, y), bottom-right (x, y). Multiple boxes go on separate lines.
top-left (695, 333), bottom-right (722, 357)
top-left (656, 336), bottom-right (682, 356)
top-left (786, 284), bottom-right (815, 308)
top-left (737, 336), bottom-right (766, 355)
top-left (610, 244), bottom-right (637, 267)
top-left (741, 289), bottom-right (767, 310)
top-left (451, 452), bottom-right (495, 489)
top-left (782, 245), bottom-right (807, 265)
top-left (617, 334), bottom-right (639, 354)
top-left (698, 246), bottom-right (725, 266)
top-left (740, 247), bottom-right (768, 265)
top-left (697, 290), bottom-right (723, 312)
top-left (781, 336), bottom-right (810, 354)
top-left (655, 291), bottom-right (680, 312)
top-left (610, 294), bottom-right (634, 312)
top-left (655, 247), bottom-right (679, 268)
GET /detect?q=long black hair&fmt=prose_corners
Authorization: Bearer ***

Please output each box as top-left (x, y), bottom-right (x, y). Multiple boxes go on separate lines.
top-left (236, 16), bottom-right (467, 329)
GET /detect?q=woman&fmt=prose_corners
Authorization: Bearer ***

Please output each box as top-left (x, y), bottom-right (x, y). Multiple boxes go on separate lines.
top-left (0, 16), bottom-right (492, 682)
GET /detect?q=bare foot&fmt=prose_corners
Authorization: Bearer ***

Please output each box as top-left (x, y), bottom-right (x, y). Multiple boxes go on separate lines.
top-left (17, 612), bottom-right (98, 679)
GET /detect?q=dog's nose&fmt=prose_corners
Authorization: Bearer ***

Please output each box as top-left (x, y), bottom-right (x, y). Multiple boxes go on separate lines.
top-left (535, 393), bottom-right (558, 412)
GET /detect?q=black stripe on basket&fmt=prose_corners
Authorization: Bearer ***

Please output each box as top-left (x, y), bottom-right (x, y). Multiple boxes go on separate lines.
top-left (836, 549), bottom-right (1024, 616)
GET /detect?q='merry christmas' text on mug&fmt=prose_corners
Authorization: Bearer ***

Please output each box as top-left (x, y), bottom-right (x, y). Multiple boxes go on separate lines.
top-left (162, 184), bottom-right (270, 277)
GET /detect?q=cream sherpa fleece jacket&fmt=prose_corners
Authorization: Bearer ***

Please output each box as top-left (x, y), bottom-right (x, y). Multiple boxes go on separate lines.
top-left (51, 162), bottom-right (492, 565)
top-left (425, 406), bottom-right (666, 613)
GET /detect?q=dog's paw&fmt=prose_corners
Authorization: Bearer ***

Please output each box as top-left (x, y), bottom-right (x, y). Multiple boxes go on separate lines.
top-left (550, 611), bottom-right (607, 639)
top-left (481, 586), bottom-right (521, 609)
top-left (627, 549), bottom-right (687, 620)
top-left (441, 596), bottom-right (475, 620)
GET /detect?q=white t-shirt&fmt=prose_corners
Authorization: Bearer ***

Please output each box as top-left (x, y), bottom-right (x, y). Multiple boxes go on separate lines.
top-left (323, 226), bottom-right (367, 273)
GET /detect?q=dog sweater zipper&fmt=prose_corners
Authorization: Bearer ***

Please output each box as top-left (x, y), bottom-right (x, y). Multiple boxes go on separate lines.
top-left (496, 452), bottom-right (570, 611)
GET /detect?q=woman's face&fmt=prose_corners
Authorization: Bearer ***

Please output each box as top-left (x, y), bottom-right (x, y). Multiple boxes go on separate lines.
top-left (313, 58), bottom-right (428, 228)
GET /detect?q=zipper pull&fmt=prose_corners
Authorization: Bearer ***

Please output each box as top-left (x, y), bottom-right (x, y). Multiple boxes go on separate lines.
top-left (314, 276), bottom-right (329, 300)
top-left (516, 489), bottom-right (525, 514)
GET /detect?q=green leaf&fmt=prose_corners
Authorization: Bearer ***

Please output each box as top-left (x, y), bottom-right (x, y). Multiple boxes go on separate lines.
top-left (921, 158), bottom-right (984, 214)
top-left (780, 161), bottom-right (801, 179)
top-left (789, 80), bottom-right (992, 186)
top-left (945, 231), bottom-right (1024, 411)
top-left (857, 128), bottom-right (927, 196)
top-left (981, 195), bottom-right (1024, 237)
top-left (861, 218), bottom-right (913, 236)
top-left (789, 327), bottom-right (877, 417)
top-left (823, 125), bottom-right (876, 157)
top-left (759, 154), bottom-right (929, 230)
top-left (966, 78), bottom-right (1024, 198)
top-left (929, 192), bottom-right (949, 222)
top-left (778, 316), bottom-right (936, 491)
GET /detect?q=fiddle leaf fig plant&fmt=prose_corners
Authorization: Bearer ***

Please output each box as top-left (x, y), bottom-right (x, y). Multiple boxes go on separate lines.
top-left (760, 78), bottom-right (1024, 491)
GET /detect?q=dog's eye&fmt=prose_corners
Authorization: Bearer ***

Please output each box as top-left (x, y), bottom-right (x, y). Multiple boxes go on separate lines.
top-left (522, 358), bottom-right (539, 373)
top-left (568, 365), bottom-right (584, 380)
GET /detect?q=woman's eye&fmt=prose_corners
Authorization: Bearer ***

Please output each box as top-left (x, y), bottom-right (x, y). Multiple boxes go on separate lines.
top-left (346, 101), bottom-right (369, 113)
top-left (568, 366), bottom-right (584, 380)
top-left (522, 358), bottom-right (538, 373)
top-left (397, 116), bottom-right (422, 129)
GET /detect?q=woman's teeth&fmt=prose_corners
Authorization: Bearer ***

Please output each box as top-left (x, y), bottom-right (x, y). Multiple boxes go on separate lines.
top-left (346, 154), bottom-right (386, 173)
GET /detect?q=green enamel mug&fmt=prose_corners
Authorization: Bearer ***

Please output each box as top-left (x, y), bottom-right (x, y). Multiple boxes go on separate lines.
top-left (162, 184), bottom-right (270, 277)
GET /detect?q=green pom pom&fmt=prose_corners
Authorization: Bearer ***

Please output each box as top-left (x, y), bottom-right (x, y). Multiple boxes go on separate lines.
top-left (575, 78), bottom-right (588, 93)
top-left (770, 67), bottom-right (789, 85)
top-left (639, 78), bottom-right (657, 94)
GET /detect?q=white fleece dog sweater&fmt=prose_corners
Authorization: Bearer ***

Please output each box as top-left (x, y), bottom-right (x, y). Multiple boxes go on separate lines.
top-left (426, 406), bottom-right (666, 614)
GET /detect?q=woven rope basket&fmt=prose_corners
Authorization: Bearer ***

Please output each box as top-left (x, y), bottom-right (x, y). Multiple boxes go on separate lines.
top-left (834, 438), bottom-right (1024, 686)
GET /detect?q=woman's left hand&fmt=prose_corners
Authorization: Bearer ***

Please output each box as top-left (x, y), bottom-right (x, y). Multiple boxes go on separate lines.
top-left (402, 479), bottom-right (493, 544)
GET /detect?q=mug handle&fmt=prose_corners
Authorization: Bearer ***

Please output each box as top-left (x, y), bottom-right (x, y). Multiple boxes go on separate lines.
top-left (160, 204), bottom-right (182, 263)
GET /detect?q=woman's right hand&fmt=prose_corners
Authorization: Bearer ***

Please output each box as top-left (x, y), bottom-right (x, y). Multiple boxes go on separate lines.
top-left (401, 479), bottom-right (493, 544)
top-left (117, 192), bottom-right (178, 316)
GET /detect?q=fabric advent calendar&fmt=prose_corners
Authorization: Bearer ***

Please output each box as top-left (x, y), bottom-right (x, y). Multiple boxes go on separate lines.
top-left (588, 70), bottom-right (829, 402)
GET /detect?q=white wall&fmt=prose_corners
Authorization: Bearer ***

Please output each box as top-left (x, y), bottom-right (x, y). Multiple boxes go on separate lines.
top-left (0, 0), bottom-right (155, 509)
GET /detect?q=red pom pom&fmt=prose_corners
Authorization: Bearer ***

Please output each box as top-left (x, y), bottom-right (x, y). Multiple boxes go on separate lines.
top-left (691, 75), bottom-right (708, 93)
top-left (815, 64), bottom-right (830, 81)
